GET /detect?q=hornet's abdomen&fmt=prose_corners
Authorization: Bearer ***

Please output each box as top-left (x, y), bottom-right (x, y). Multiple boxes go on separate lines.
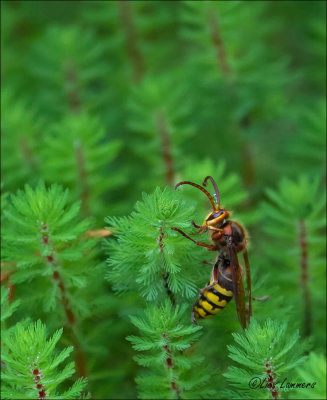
top-left (193, 258), bottom-right (234, 320)
top-left (193, 284), bottom-right (233, 319)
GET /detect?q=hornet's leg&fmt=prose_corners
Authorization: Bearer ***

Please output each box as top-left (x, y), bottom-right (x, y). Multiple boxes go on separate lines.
top-left (199, 284), bottom-right (217, 294)
top-left (191, 310), bottom-right (198, 326)
top-left (207, 226), bottom-right (224, 233)
top-left (171, 227), bottom-right (216, 250)
top-left (252, 295), bottom-right (270, 301)
top-left (244, 289), bottom-right (270, 302)
top-left (191, 218), bottom-right (224, 236)
top-left (191, 220), bottom-right (205, 229)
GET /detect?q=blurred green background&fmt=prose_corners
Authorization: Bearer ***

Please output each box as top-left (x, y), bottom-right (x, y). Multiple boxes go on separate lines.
top-left (1, 1), bottom-right (326, 398)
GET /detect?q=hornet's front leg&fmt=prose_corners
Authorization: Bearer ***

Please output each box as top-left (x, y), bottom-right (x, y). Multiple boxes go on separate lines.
top-left (171, 227), bottom-right (216, 250)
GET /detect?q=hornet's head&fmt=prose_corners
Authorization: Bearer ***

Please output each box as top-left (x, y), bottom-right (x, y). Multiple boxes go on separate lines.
top-left (174, 176), bottom-right (230, 226)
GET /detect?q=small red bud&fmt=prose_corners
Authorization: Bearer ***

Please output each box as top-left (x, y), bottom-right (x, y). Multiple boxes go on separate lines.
top-left (38, 389), bottom-right (46, 398)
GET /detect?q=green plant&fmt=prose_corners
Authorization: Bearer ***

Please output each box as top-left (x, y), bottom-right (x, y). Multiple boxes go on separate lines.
top-left (1, 320), bottom-right (87, 399)
top-left (41, 113), bottom-right (122, 218)
top-left (1, 287), bottom-right (21, 326)
top-left (290, 352), bottom-right (326, 399)
top-left (1, 2), bottom-right (325, 398)
top-left (1, 182), bottom-right (100, 380)
top-left (261, 175), bottom-right (326, 344)
top-left (223, 318), bottom-right (307, 399)
top-left (1, 87), bottom-right (43, 191)
top-left (127, 301), bottom-right (217, 399)
top-left (28, 25), bottom-right (109, 118)
top-left (105, 186), bottom-right (204, 302)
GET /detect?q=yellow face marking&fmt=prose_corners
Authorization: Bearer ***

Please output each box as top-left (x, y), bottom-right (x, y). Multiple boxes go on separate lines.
top-left (207, 211), bottom-right (231, 226)
top-left (202, 210), bottom-right (231, 226)
top-left (212, 283), bottom-right (233, 297)
top-left (202, 212), bottom-right (212, 226)
top-left (206, 291), bottom-right (227, 307)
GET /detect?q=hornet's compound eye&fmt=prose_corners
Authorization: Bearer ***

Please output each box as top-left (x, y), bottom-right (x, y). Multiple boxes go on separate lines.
top-left (213, 210), bottom-right (224, 218)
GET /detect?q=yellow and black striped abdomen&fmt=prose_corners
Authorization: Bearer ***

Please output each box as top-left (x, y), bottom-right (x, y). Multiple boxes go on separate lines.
top-left (193, 283), bottom-right (233, 319)
top-left (193, 255), bottom-right (234, 320)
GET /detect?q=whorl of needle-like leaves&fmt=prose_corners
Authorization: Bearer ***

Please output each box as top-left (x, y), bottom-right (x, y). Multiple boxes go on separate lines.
top-left (1, 320), bottom-right (88, 399)
top-left (127, 301), bottom-right (218, 399)
top-left (1, 87), bottom-right (43, 191)
top-left (105, 186), bottom-right (205, 302)
top-left (28, 25), bottom-right (109, 118)
top-left (289, 352), bottom-right (326, 400)
top-left (41, 113), bottom-right (122, 218)
top-left (261, 174), bottom-right (326, 343)
top-left (1, 182), bottom-right (95, 314)
top-left (223, 318), bottom-right (307, 400)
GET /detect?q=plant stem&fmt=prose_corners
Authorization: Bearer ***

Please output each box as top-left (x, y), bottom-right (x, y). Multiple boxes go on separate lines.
top-left (65, 60), bottom-right (81, 112)
top-left (31, 359), bottom-right (47, 400)
top-left (65, 61), bottom-right (91, 217)
top-left (156, 112), bottom-right (175, 187)
top-left (207, 12), bottom-right (230, 76)
top-left (162, 334), bottom-right (181, 399)
top-left (74, 140), bottom-right (91, 217)
top-left (158, 228), bottom-right (176, 306)
top-left (298, 220), bottom-right (312, 337)
top-left (162, 272), bottom-right (176, 307)
top-left (40, 223), bottom-right (88, 379)
top-left (118, 1), bottom-right (145, 83)
top-left (208, 12), bottom-right (255, 192)
top-left (264, 358), bottom-right (279, 400)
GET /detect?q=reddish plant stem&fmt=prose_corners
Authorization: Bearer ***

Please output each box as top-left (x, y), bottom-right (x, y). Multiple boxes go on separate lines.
top-left (162, 272), bottom-right (176, 307)
top-left (158, 228), bottom-right (176, 306)
top-left (31, 362), bottom-right (47, 400)
top-left (65, 61), bottom-right (91, 217)
top-left (74, 140), bottom-right (91, 217)
top-left (156, 112), bottom-right (175, 187)
top-left (118, 1), bottom-right (145, 83)
top-left (65, 61), bottom-right (81, 112)
top-left (207, 13), bottom-right (231, 76)
top-left (40, 224), bottom-right (87, 379)
top-left (239, 116), bottom-right (256, 190)
top-left (208, 12), bottom-right (255, 191)
top-left (71, 334), bottom-right (88, 379)
top-left (264, 359), bottom-right (279, 400)
top-left (52, 270), bottom-right (76, 325)
top-left (298, 220), bottom-right (312, 337)
top-left (162, 334), bottom-right (181, 399)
